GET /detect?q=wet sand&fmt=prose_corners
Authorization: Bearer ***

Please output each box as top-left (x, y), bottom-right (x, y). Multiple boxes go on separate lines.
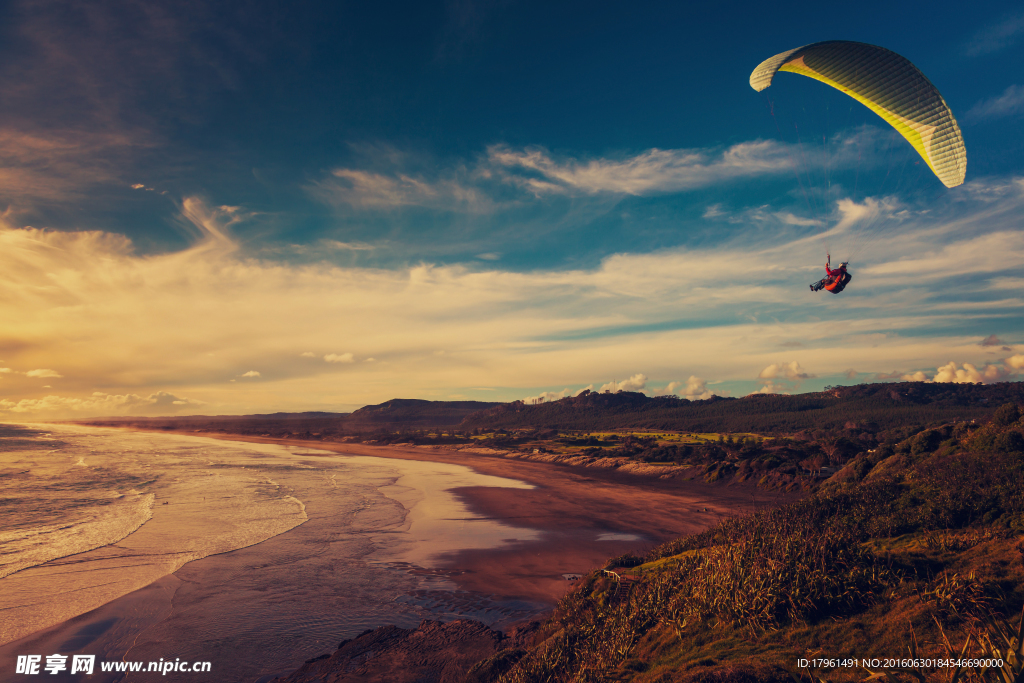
top-left (2, 431), bottom-right (795, 681)
top-left (172, 435), bottom-right (792, 606)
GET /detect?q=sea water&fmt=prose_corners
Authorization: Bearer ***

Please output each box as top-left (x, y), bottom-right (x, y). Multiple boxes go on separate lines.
top-left (0, 424), bottom-right (544, 682)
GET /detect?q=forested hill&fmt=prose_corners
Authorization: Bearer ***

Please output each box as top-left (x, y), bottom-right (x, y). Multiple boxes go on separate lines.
top-left (347, 398), bottom-right (502, 425)
top-left (459, 382), bottom-right (1024, 433)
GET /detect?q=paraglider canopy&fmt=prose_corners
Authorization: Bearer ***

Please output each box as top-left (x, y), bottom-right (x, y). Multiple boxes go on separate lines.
top-left (750, 40), bottom-right (966, 188)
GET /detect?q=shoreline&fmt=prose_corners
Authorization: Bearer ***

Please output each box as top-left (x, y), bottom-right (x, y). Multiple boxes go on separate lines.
top-left (103, 428), bottom-right (799, 606)
top-left (3, 425), bottom-right (801, 681)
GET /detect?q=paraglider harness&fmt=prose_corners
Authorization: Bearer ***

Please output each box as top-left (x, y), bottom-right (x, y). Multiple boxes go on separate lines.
top-left (810, 255), bottom-right (851, 294)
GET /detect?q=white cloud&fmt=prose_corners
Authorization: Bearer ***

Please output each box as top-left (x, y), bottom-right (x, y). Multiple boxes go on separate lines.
top-left (0, 368), bottom-right (12, 373)
top-left (655, 375), bottom-right (714, 400)
top-left (776, 212), bottom-right (824, 227)
top-left (241, 370), bottom-right (261, 378)
top-left (933, 361), bottom-right (1006, 384)
top-left (599, 373), bottom-right (647, 393)
top-left (308, 169), bottom-right (491, 212)
top-left (750, 380), bottom-right (789, 395)
top-left (965, 13), bottom-right (1024, 56)
top-left (654, 381), bottom-right (682, 396)
top-left (758, 361), bottom-right (813, 380)
top-left (2, 183), bottom-right (1024, 417)
top-left (26, 368), bottom-right (62, 378)
top-left (320, 240), bottom-right (376, 251)
top-left (755, 362), bottom-right (814, 394)
top-left (488, 141), bottom-right (793, 196)
top-left (967, 84), bottom-right (1024, 121)
top-left (0, 391), bottom-right (202, 417)
top-left (903, 359), bottom-right (1016, 384)
top-left (300, 352), bottom-right (316, 358)
top-left (0, 128), bottom-right (143, 205)
top-left (863, 229), bottom-right (1024, 282)
top-left (900, 371), bottom-right (930, 382)
top-left (524, 388), bottom-right (572, 404)
top-left (324, 353), bottom-right (354, 364)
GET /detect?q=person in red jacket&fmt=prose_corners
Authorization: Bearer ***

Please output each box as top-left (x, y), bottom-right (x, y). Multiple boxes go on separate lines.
top-left (810, 254), bottom-right (851, 293)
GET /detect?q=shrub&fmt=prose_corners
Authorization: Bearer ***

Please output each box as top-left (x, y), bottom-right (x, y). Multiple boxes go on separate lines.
top-left (993, 402), bottom-right (1022, 427)
top-left (994, 430), bottom-right (1024, 454)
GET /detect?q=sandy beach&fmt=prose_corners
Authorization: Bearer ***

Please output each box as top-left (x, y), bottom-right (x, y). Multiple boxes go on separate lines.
top-left (169, 434), bottom-right (791, 606)
top-left (1, 428), bottom-right (794, 682)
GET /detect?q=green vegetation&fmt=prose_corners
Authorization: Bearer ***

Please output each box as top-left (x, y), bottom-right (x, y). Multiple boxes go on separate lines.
top-left (485, 403), bottom-right (1024, 683)
top-left (63, 383), bottom-right (1024, 680)
top-left (461, 383), bottom-right (1024, 434)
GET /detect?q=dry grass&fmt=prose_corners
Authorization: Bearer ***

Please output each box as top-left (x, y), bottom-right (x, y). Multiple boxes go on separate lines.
top-left (493, 414), bottom-right (1024, 683)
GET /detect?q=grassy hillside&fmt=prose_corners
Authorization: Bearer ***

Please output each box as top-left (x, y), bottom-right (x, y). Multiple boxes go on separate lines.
top-left (472, 402), bottom-right (1024, 683)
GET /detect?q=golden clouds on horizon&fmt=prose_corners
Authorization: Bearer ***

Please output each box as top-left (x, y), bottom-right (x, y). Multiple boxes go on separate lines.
top-left (1, 193), bottom-right (1023, 419)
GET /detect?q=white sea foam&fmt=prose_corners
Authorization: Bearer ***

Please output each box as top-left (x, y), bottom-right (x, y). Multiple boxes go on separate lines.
top-left (0, 490), bottom-right (155, 579)
top-left (0, 425), bottom-right (309, 644)
top-left (0, 425), bottom-right (542, 652)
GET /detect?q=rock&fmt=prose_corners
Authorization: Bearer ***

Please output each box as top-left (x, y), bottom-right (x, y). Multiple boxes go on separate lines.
top-left (272, 619), bottom-right (539, 683)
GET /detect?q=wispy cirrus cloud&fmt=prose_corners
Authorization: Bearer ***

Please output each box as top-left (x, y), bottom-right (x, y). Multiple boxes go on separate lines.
top-left (0, 128), bottom-right (144, 205)
top-left (964, 12), bottom-right (1024, 56)
top-left (307, 129), bottom-right (898, 225)
top-left (487, 141), bottom-right (794, 196)
top-left (967, 84), bottom-right (1024, 121)
top-left (308, 169), bottom-right (494, 212)
top-left (0, 0), bottom-right (293, 214)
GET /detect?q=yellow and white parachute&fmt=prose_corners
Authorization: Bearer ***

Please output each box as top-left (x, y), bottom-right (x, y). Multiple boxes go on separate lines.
top-left (750, 41), bottom-right (966, 188)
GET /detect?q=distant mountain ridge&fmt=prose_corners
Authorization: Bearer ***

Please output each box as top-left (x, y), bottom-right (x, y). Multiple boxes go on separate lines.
top-left (69, 382), bottom-right (1024, 435)
top-left (349, 399), bottom-right (502, 424)
top-left (71, 399), bottom-right (502, 432)
top-left (459, 382), bottom-right (1024, 433)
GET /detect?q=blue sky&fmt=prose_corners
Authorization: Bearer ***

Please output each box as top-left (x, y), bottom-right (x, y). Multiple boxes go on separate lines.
top-left (1, 0), bottom-right (1023, 418)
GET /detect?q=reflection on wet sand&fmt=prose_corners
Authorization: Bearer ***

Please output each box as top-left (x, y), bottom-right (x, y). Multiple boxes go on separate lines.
top-left (0, 426), bottom-right (544, 682)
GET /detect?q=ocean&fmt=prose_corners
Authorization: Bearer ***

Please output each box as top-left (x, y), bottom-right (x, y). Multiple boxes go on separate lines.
top-left (0, 423), bottom-right (545, 682)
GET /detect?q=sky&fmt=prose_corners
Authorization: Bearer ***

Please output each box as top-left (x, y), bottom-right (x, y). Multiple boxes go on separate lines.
top-left (2, 0), bottom-right (1024, 419)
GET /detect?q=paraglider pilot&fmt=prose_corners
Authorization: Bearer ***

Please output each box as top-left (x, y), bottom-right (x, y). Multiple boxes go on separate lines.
top-left (810, 254), bottom-right (851, 293)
